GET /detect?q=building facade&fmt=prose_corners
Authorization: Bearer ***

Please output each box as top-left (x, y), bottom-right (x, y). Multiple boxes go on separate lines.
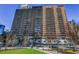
top-left (11, 5), bottom-right (73, 47)
top-left (77, 24), bottom-right (79, 44)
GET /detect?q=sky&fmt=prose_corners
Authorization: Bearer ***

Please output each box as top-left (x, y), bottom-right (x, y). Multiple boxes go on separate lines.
top-left (0, 4), bottom-right (79, 31)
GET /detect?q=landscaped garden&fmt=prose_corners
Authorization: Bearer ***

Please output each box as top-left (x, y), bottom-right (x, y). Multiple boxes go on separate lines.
top-left (0, 48), bottom-right (47, 54)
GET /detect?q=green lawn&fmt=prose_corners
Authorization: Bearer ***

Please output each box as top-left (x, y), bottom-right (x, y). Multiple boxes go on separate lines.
top-left (0, 48), bottom-right (46, 54)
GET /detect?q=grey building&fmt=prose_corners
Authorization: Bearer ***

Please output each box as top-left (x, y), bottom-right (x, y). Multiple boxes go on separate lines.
top-left (11, 6), bottom-right (42, 46)
top-left (11, 5), bottom-right (73, 47)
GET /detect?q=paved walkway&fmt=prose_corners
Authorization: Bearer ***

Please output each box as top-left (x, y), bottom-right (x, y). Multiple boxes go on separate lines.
top-left (33, 47), bottom-right (62, 54)
top-left (0, 47), bottom-right (29, 50)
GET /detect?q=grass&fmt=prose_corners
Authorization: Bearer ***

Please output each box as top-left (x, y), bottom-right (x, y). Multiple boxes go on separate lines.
top-left (0, 48), bottom-right (47, 54)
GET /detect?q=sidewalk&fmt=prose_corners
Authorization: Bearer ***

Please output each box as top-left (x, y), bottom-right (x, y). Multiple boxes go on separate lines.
top-left (33, 47), bottom-right (61, 54)
top-left (0, 47), bottom-right (28, 50)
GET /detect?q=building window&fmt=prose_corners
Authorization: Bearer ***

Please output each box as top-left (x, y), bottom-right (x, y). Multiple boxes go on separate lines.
top-left (35, 17), bottom-right (41, 32)
top-left (46, 8), bottom-right (56, 33)
top-left (56, 8), bottom-right (66, 35)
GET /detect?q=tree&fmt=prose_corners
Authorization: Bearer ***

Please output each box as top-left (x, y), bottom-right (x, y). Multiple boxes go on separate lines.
top-left (1, 31), bottom-right (7, 47)
top-left (23, 30), bottom-right (29, 47)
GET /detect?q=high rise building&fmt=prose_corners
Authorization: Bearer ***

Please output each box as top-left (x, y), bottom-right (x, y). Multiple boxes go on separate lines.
top-left (0, 25), bottom-right (5, 46)
top-left (77, 24), bottom-right (79, 44)
top-left (0, 25), bottom-right (5, 35)
top-left (11, 5), bottom-right (72, 46)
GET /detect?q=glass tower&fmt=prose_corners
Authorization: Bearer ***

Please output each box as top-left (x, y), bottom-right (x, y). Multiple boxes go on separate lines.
top-left (0, 25), bottom-right (5, 35)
